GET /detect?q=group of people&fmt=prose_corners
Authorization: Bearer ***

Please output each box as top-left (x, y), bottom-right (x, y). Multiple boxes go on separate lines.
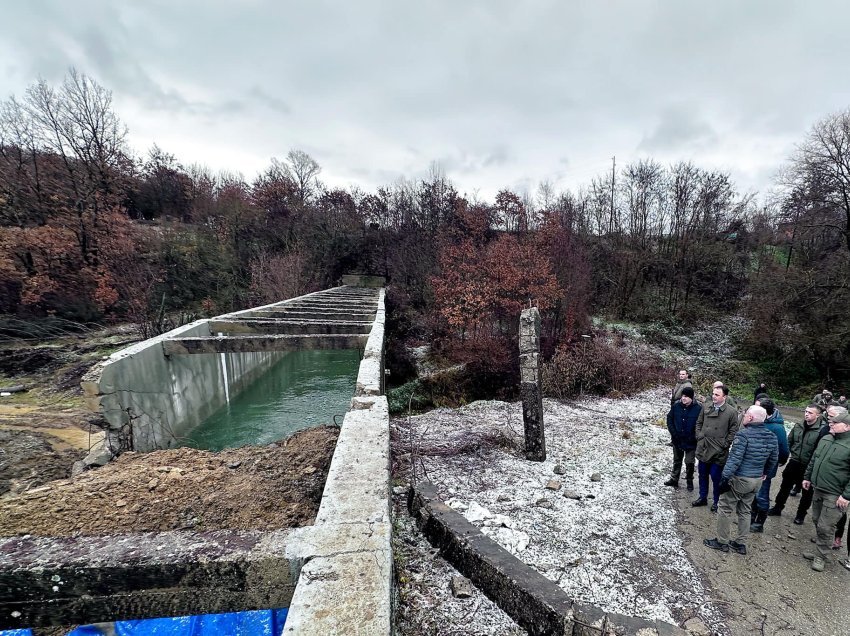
top-left (666, 370), bottom-right (850, 572)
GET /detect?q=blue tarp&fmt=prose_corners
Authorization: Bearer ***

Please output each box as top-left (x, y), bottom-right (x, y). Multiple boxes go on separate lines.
top-left (1, 608), bottom-right (287, 636)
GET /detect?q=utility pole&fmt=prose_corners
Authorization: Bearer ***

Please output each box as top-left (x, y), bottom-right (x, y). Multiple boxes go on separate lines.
top-left (608, 156), bottom-right (616, 235)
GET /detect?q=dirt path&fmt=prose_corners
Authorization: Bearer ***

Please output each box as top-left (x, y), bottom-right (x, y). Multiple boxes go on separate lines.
top-left (672, 483), bottom-right (845, 635)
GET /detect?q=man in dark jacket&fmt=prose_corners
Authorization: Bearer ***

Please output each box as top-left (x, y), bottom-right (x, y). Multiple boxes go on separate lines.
top-left (753, 382), bottom-right (767, 402)
top-left (750, 398), bottom-right (789, 532)
top-left (767, 404), bottom-right (824, 524)
top-left (704, 405), bottom-right (778, 555)
top-left (803, 406), bottom-right (850, 572)
top-left (665, 387), bottom-right (701, 490)
top-left (671, 369), bottom-right (692, 406)
top-left (694, 385), bottom-right (739, 511)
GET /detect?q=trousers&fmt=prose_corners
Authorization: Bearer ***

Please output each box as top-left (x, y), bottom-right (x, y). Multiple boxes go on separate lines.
top-left (698, 461), bottom-right (723, 504)
top-left (717, 476), bottom-right (761, 544)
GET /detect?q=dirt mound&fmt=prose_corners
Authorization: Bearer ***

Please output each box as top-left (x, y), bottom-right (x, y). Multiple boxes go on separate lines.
top-left (0, 425), bottom-right (339, 537)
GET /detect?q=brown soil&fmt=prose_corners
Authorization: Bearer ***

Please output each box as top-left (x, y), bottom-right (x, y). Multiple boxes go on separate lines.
top-left (0, 425), bottom-right (339, 536)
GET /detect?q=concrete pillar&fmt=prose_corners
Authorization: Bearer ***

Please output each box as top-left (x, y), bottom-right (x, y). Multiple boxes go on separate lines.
top-left (519, 307), bottom-right (545, 461)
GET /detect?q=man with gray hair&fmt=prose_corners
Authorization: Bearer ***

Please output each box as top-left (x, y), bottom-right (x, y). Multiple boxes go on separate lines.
top-left (704, 405), bottom-right (778, 555)
top-left (802, 405), bottom-right (850, 572)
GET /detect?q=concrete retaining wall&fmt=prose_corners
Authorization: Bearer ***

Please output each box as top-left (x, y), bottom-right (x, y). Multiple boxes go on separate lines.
top-left (409, 481), bottom-right (687, 636)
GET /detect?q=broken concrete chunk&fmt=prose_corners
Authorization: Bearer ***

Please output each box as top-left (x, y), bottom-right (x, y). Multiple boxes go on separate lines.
top-left (563, 490), bottom-right (581, 500)
top-left (450, 575), bottom-right (473, 599)
top-left (545, 479), bottom-right (561, 491)
top-left (590, 472), bottom-right (602, 482)
top-left (83, 446), bottom-right (113, 467)
top-left (683, 618), bottom-right (711, 635)
top-left (464, 501), bottom-right (493, 524)
top-left (553, 464), bottom-right (566, 475)
top-left (535, 498), bottom-right (554, 509)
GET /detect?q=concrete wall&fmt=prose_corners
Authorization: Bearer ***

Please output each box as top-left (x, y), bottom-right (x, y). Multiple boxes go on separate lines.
top-left (284, 288), bottom-right (391, 635)
top-left (82, 287), bottom-right (351, 452)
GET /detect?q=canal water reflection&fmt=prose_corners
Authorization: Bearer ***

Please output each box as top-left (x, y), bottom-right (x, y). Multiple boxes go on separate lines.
top-left (186, 348), bottom-right (361, 451)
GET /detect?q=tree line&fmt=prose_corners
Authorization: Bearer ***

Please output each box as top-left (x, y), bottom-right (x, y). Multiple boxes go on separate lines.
top-left (1, 70), bottom-right (848, 393)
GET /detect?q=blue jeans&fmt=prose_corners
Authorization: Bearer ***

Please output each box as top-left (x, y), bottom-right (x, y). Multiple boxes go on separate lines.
top-left (756, 477), bottom-right (772, 512)
top-left (698, 461), bottom-right (724, 504)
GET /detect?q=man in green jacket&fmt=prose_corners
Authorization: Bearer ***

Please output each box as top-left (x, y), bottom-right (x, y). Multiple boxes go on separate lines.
top-left (803, 406), bottom-right (850, 572)
top-left (694, 385), bottom-right (740, 511)
top-left (671, 369), bottom-right (693, 406)
top-left (768, 404), bottom-right (824, 523)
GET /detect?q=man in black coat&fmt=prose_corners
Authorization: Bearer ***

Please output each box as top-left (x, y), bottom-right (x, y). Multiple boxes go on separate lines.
top-left (665, 387), bottom-right (701, 491)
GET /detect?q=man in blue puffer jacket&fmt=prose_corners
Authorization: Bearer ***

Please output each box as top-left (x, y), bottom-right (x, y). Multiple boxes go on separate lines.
top-left (664, 387), bottom-right (701, 490)
top-left (704, 405), bottom-right (778, 555)
top-left (750, 397), bottom-right (789, 532)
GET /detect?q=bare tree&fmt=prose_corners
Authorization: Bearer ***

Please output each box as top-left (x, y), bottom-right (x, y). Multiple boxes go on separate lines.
top-left (789, 108), bottom-right (850, 253)
top-left (283, 149), bottom-right (321, 204)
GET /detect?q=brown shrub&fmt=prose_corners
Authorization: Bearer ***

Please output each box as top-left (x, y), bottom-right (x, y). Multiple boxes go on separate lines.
top-left (541, 336), bottom-right (671, 399)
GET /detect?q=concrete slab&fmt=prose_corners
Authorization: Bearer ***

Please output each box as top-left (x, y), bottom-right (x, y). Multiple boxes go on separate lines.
top-left (208, 320), bottom-right (374, 335)
top-left (0, 530), bottom-right (296, 629)
top-left (315, 401), bottom-right (390, 525)
top-left (283, 523), bottom-right (391, 636)
top-left (161, 333), bottom-right (368, 355)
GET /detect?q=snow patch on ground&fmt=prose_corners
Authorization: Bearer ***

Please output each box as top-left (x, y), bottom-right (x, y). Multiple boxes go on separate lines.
top-left (396, 387), bottom-right (724, 631)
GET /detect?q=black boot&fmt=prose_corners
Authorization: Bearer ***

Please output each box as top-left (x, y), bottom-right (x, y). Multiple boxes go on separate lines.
top-left (767, 506), bottom-right (782, 516)
top-left (692, 497), bottom-right (708, 507)
top-left (664, 478), bottom-right (679, 488)
top-left (685, 465), bottom-right (694, 492)
top-left (750, 509), bottom-right (768, 533)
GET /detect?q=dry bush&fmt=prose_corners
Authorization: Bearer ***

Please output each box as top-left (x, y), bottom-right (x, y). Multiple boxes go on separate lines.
top-left (541, 336), bottom-right (671, 399)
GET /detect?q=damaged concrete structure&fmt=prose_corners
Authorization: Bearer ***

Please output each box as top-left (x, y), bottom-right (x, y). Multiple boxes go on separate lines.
top-left (3, 281), bottom-right (392, 634)
top-left (409, 481), bottom-right (687, 636)
top-left (82, 284), bottom-right (381, 454)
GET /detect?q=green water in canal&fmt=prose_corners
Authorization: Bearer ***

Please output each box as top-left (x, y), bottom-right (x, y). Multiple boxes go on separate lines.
top-left (186, 349), bottom-right (361, 451)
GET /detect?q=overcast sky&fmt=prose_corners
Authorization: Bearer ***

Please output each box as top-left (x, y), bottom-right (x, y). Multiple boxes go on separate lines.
top-left (2, 1), bottom-right (849, 201)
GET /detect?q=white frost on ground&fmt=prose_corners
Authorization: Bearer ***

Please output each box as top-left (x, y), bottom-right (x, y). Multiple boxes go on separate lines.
top-left (398, 387), bottom-right (725, 631)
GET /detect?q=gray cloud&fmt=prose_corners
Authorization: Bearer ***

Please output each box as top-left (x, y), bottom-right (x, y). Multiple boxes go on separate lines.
top-left (0, 0), bottom-right (849, 199)
top-left (638, 107), bottom-right (718, 153)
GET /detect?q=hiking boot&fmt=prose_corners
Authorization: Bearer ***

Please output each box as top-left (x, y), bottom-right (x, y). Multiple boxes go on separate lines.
top-left (750, 509), bottom-right (767, 532)
top-left (803, 551), bottom-right (816, 560)
top-left (729, 541), bottom-right (747, 555)
top-left (664, 478), bottom-right (679, 488)
top-left (686, 479), bottom-right (694, 492)
top-left (710, 503), bottom-right (719, 513)
top-left (793, 516), bottom-right (805, 525)
top-left (812, 557), bottom-right (826, 572)
top-left (833, 537), bottom-right (843, 550)
top-left (692, 497), bottom-right (708, 507)
top-left (703, 538), bottom-right (729, 552)
top-left (766, 507), bottom-right (782, 517)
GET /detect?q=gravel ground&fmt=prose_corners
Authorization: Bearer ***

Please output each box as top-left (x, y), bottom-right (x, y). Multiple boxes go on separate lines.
top-left (392, 388), bottom-right (849, 635)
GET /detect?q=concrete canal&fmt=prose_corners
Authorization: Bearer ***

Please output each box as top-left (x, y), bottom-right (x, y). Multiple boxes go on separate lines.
top-left (186, 348), bottom-right (361, 450)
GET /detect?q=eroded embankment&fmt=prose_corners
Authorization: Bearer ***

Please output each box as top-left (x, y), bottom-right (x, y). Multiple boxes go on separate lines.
top-left (0, 425), bottom-right (339, 537)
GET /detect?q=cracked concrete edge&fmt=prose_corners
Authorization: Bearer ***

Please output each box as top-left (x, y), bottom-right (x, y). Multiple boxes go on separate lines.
top-left (284, 391), bottom-right (391, 633)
